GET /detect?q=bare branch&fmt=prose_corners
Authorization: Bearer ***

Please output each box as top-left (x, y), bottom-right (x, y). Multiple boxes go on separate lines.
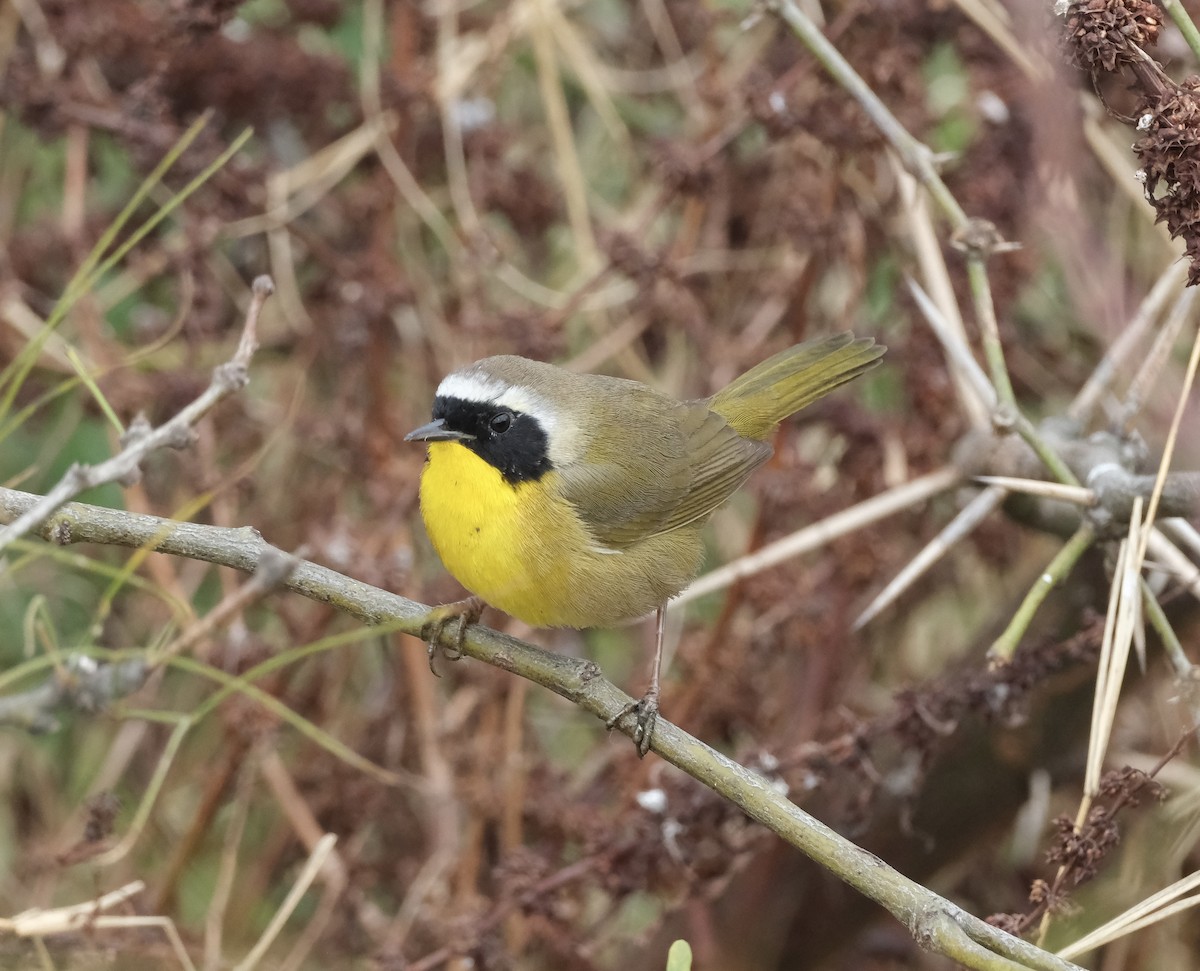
top-left (0, 275), bottom-right (274, 559)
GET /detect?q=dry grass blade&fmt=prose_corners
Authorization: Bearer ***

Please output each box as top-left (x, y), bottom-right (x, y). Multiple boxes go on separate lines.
top-left (1085, 499), bottom-right (1142, 800)
top-left (530, 0), bottom-right (599, 273)
top-left (2, 880), bottom-right (145, 935)
top-left (948, 0), bottom-right (1049, 80)
top-left (1034, 504), bottom-right (1142, 944)
top-left (1057, 869), bottom-right (1200, 960)
top-left (1, 878), bottom-right (198, 971)
top-left (547, 4), bottom-right (634, 149)
top-left (1132, 321), bottom-right (1200, 571)
top-left (232, 833), bottom-right (338, 971)
top-left (225, 118), bottom-right (391, 239)
top-left (1161, 519), bottom-right (1200, 560)
top-left (203, 755), bottom-right (257, 971)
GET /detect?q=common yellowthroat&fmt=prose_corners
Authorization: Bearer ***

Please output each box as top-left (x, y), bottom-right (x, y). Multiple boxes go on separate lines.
top-left (407, 333), bottom-right (883, 754)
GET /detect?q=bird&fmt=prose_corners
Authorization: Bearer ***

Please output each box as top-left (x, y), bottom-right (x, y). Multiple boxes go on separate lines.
top-left (406, 333), bottom-right (884, 755)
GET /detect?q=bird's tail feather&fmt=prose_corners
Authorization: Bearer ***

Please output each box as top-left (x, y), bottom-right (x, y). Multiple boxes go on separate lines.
top-left (708, 334), bottom-right (884, 441)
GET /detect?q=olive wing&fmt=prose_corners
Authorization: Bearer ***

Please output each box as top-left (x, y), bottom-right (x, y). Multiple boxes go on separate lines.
top-left (556, 396), bottom-right (771, 549)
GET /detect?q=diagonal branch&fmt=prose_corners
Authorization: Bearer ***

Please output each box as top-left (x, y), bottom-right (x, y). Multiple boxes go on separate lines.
top-left (0, 486), bottom-right (1082, 971)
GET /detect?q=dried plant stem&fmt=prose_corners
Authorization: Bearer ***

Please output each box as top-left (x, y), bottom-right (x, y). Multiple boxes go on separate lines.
top-left (901, 218), bottom-right (991, 426)
top-left (1057, 866), bottom-right (1200, 960)
top-left (1085, 508), bottom-right (1142, 800)
top-left (233, 833), bottom-right (337, 971)
top-left (966, 256), bottom-right (1017, 412)
top-left (1038, 502), bottom-right (1143, 944)
top-left (973, 477), bottom-right (1094, 506)
top-left (1147, 526), bottom-right (1200, 600)
top-left (0, 486), bottom-right (1081, 971)
top-left (1, 880), bottom-right (198, 971)
top-left (988, 524), bottom-right (1095, 662)
top-left (204, 755), bottom-right (257, 971)
top-left (948, 0), bottom-right (1047, 81)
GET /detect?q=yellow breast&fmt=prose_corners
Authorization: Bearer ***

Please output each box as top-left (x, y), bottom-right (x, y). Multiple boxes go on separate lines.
top-left (418, 441), bottom-right (591, 627)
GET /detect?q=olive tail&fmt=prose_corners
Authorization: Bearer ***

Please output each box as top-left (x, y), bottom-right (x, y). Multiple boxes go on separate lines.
top-left (708, 333), bottom-right (884, 441)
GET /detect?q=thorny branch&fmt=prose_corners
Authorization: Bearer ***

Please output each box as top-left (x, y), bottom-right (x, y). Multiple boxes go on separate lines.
top-left (954, 420), bottom-right (1200, 535)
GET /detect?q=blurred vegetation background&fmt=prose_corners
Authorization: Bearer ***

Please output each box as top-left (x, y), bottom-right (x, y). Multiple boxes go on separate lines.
top-left (1, 0), bottom-right (1198, 968)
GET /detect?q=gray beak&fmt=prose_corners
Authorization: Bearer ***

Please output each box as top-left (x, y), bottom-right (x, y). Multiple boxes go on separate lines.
top-left (404, 418), bottom-right (475, 443)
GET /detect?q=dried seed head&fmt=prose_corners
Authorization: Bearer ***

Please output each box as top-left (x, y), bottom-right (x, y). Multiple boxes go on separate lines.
top-left (1133, 78), bottom-right (1200, 284)
top-left (1061, 0), bottom-right (1161, 73)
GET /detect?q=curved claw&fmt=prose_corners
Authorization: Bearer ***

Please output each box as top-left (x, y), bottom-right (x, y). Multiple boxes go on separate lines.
top-left (606, 693), bottom-right (660, 758)
top-left (419, 597), bottom-right (485, 675)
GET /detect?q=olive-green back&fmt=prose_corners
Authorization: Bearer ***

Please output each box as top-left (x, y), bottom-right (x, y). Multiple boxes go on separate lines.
top-left (550, 377), bottom-right (772, 548)
top-left (478, 334), bottom-right (881, 550)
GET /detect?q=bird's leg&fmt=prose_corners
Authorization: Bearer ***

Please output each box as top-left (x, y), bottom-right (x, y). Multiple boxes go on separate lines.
top-left (606, 605), bottom-right (666, 758)
top-left (419, 596), bottom-right (485, 675)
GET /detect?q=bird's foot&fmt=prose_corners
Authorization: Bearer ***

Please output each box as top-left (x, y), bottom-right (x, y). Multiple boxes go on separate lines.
top-left (419, 596), bottom-right (484, 675)
top-left (606, 689), bottom-right (659, 759)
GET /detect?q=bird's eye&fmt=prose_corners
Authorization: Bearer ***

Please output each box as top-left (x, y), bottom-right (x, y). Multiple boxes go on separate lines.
top-left (489, 411), bottom-right (514, 434)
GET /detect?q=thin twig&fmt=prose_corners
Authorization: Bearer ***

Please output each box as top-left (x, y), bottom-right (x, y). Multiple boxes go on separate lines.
top-left (232, 834), bottom-right (338, 971)
top-left (988, 524), bottom-right (1095, 662)
top-left (0, 276), bottom-right (274, 558)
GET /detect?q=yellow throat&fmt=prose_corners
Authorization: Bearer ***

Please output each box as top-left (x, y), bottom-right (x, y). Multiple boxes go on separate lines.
top-left (418, 440), bottom-right (587, 627)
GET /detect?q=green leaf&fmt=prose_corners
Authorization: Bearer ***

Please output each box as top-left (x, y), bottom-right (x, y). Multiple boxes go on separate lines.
top-left (666, 940), bottom-right (693, 971)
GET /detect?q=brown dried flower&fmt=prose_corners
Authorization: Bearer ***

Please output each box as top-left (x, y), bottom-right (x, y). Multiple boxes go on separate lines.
top-left (1134, 78), bottom-right (1200, 285)
top-left (1061, 0), bottom-right (1161, 73)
